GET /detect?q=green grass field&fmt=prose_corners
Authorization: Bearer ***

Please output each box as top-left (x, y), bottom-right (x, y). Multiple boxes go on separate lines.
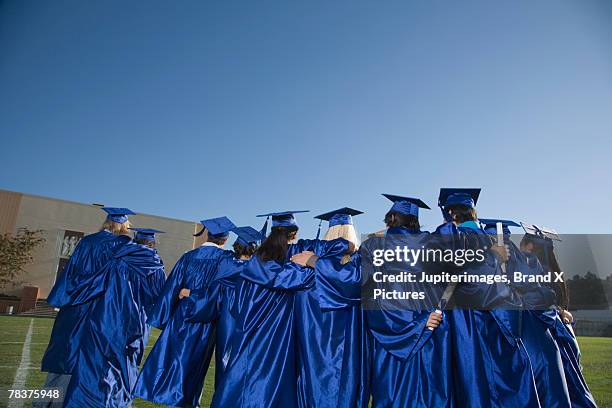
top-left (0, 316), bottom-right (214, 407)
top-left (0, 316), bottom-right (610, 407)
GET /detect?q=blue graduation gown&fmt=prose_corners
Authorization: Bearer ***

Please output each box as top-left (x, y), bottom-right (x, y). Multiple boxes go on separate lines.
top-left (211, 239), bottom-right (346, 408)
top-left (525, 250), bottom-right (597, 408)
top-left (133, 245), bottom-right (240, 407)
top-left (547, 314), bottom-right (597, 408)
top-left (62, 241), bottom-right (165, 408)
top-left (435, 222), bottom-right (540, 408)
top-left (42, 230), bottom-right (128, 374)
top-left (291, 239), bottom-right (370, 408)
top-left (182, 256), bottom-right (246, 386)
top-left (362, 228), bottom-right (454, 408)
top-left (509, 248), bottom-right (572, 408)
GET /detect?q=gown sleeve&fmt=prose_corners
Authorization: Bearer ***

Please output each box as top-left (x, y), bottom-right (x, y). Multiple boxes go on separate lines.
top-left (242, 257), bottom-right (315, 291)
top-left (360, 237), bottom-right (434, 360)
top-left (299, 238), bottom-right (350, 257)
top-left (147, 253), bottom-right (188, 329)
top-left (183, 286), bottom-right (220, 323)
top-left (47, 243), bottom-right (108, 307)
top-left (184, 255), bottom-right (244, 323)
top-left (46, 250), bottom-right (80, 307)
top-left (48, 235), bottom-right (131, 307)
top-left (314, 252), bottom-right (362, 310)
top-left (59, 263), bottom-right (111, 306)
top-left (142, 262), bottom-right (167, 317)
top-left (366, 307), bottom-right (432, 361)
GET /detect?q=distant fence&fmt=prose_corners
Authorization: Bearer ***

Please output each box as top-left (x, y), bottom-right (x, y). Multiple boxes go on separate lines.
top-left (0, 297), bottom-right (22, 314)
top-left (0, 286), bottom-right (39, 314)
top-left (575, 320), bottom-right (612, 337)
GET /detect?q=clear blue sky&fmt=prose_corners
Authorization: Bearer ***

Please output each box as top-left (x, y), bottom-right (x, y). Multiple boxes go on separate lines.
top-left (1, 0), bottom-right (611, 237)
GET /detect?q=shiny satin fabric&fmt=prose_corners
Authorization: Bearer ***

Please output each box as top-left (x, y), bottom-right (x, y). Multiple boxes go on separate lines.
top-left (62, 241), bottom-right (165, 408)
top-left (510, 249), bottom-right (557, 310)
top-left (510, 250), bottom-right (572, 408)
top-left (133, 245), bottom-right (240, 407)
top-left (42, 230), bottom-right (128, 375)
top-left (449, 309), bottom-right (540, 408)
top-left (522, 311), bottom-right (572, 408)
top-left (362, 228), bottom-right (454, 407)
top-left (183, 258), bottom-right (246, 385)
top-left (212, 239), bottom-right (339, 407)
top-left (530, 252), bottom-right (598, 408)
top-left (214, 278), bottom-right (241, 383)
top-left (548, 313), bottom-right (598, 408)
top-left (435, 222), bottom-right (541, 408)
top-left (533, 247), bottom-right (598, 408)
top-left (370, 317), bottom-right (452, 408)
top-left (293, 240), bottom-right (370, 408)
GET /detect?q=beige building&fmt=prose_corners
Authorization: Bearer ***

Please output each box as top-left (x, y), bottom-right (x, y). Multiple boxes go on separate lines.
top-left (0, 188), bottom-right (200, 298)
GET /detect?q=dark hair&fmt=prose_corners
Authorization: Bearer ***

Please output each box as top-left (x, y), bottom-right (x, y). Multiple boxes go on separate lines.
top-left (384, 211), bottom-right (420, 230)
top-left (135, 238), bottom-right (156, 248)
top-left (446, 205), bottom-right (477, 224)
top-left (520, 235), bottom-right (569, 309)
top-left (207, 234), bottom-right (228, 246)
top-left (233, 241), bottom-right (257, 259)
top-left (257, 226), bottom-right (298, 262)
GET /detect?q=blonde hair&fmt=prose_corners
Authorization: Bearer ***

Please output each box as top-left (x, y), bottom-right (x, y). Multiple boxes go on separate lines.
top-left (101, 220), bottom-right (131, 236)
top-left (323, 224), bottom-right (359, 264)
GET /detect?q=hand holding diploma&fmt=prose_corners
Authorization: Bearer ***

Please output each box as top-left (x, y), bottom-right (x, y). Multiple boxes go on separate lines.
top-left (426, 310), bottom-right (443, 330)
top-left (489, 222), bottom-right (510, 265)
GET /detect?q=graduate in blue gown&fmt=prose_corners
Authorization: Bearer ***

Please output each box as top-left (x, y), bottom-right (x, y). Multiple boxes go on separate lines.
top-left (519, 225), bottom-right (597, 408)
top-left (359, 195), bottom-right (453, 408)
top-left (37, 207), bottom-right (135, 406)
top-left (435, 188), bottom-right (540, 408)
top-left (134, 216), bottom-right (242, 407)
top-left (62, 228), bottom-right (166, 408)
top-left (288, 207), bottom-right (369, 408)
top-left (481, 219), bottom-right (571, 408)
top-left (182, 226), bottom-right (265, 386)
top-left (211, 210), bottom-right (352, 407)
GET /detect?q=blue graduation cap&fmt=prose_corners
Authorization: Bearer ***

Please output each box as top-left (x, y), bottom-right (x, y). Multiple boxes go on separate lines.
top-left (314, 207), bottom-right (363, 239)
top-left (382, 194), bottom-right (430, 217)
top-left (129, 228), bottom-right (164, 242)
top-left (256, 210), bottom-right (309, 237)
top-left (438, 188), bottom-right (481, 209)
top-left (233, 226), bottom-right (265, 246)
top-left (521, 222), bottom-right (561, 242)
top-left (314, 207), bottom-right (363, 226)
top-left (257, 210), bottom-right (308, 228)
top-left (479, 218), bottom-right (520, 235)
top-left (194, 216), bottom-right (237, 238)
top-left (102, 207), bottom-right (135, 224)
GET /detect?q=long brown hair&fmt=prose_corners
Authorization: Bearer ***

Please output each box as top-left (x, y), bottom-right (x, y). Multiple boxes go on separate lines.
top-left (257, 226), bottom-right (298, 262)
top-left (384, 211), bottom-right (420, 230)
top-left (521, 235), bottom-right (569, 309)
top-left (446, 205), bottom-right (477, 225)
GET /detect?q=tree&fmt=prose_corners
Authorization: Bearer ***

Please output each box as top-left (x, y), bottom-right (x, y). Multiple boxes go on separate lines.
top-left (0, 228), bottom-right (45, 288)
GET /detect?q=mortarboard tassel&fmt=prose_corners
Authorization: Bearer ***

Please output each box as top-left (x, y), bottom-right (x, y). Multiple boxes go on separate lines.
top-left (260, 217), bottom-right (269, 238)
top-left (315, 219), bottom-right (323, 240)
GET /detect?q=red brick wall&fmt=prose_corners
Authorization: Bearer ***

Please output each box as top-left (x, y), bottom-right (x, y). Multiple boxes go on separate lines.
top-left (18, 286), bottom-right (39, 312)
